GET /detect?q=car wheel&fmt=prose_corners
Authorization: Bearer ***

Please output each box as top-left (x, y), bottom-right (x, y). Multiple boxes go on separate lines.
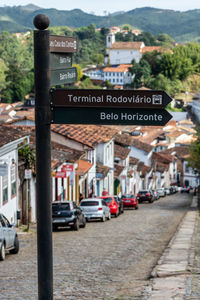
top-left (107, 212), bottom-right (111, 220)
top-left (149, 199), bottom-right (153, 203)
top-left (115, 211), bottom-right (118, 217)
top-left (73, 220), bottom-right (79, 231)
top-left (101, 214), bottom-right (106, 222)
top-left (0, 243), bottom-right (6, 261)
top-left (10, 236), bottom-right (19, 254)
top-left (135, 205), bottom-right (139, 210)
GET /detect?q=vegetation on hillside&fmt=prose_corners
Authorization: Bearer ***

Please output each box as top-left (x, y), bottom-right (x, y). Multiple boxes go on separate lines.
top-left (0, 25), bottom-right (200, 102)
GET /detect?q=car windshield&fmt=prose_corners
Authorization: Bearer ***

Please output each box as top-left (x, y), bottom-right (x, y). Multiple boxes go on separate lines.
top-left (103, 197), bottom-right (113, 203)
top-left (122, 194), bottom-right (134, 198)
top-left (52, 203), bottom-right (70, 211)
top-left (80, 201), bottom-right (99, 206)
top-left (139, 191), bottom-right (148, 193)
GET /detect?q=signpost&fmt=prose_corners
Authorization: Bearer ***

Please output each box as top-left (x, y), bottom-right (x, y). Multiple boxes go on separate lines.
top-left (50, 89), bottom-right (172, 109)
top-left (51, 106), bottom-right (172, 126)
top-left (50, 67), bottom-right (77, 86)
top-left (50, 35), bottom-right (78, 87)
top-left (33, 13), bottom-right (173, 300)
top-left (50, 89), bottom-right (173, 126)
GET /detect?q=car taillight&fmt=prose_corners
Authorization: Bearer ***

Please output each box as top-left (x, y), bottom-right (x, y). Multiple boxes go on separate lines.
top-left (146, 193), bottom-right (150, 196)
top-left (98, 207), bottom-right (103, 210)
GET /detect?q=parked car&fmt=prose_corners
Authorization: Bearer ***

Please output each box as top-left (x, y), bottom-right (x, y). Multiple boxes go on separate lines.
top-left (157, 188), bottom-right (166, 197)
top-left (151, 189), bottom-right (160, 200)
top-left (79, 198), bottom-right (111, 222)
top-left (52, 201), bottom-right (86, 231)
top-left (0, 213), bottom-right (19, 261)
top-left (100, 196), bottom-right (119, 217)
top-left (181, 186), bottom-right (190, 193)
top-left (121, 194), bottom-right (139, 209)
top-left (164, 187), bottom-right (171, 195)
top-left (114, 195), bottom-right (124, 214)
top-left (137, 190), bottom-right (154, 203)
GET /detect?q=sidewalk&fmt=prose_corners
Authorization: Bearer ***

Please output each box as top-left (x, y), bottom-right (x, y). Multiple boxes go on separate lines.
top-left (142, 195), bottom-right (200, 299)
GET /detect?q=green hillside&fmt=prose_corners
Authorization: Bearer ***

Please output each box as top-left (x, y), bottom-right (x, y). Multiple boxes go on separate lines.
top-left (1, 5), bottom-right (200, 42)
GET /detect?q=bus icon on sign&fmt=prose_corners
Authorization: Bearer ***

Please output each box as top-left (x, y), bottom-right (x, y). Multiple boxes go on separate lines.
top-left (152, 95), bottom-right (162, 105)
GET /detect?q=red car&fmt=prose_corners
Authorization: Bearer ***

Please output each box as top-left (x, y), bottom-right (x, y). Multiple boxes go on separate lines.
top-left (121, 194), bottom-right (139, 209)
top-left (100, 196), bottom-right (119, 217)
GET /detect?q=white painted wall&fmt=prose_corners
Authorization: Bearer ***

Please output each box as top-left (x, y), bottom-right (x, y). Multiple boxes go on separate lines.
top-left (108, 49), bottom-right (142, 64)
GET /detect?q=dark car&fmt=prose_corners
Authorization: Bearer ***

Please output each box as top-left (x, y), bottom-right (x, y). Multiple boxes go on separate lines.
top-left (121, 194), bottom-right (139, 209)
top-left (0, 213), bottom-right (19, 261)
top-left (52, 201), bottom-right (86, 231)
top-left (137, 190), bottom-right (154, 203)
top-left (114, 195), bottom-right (124, 214)
top-left (181, 186), bottom-right (190, 193)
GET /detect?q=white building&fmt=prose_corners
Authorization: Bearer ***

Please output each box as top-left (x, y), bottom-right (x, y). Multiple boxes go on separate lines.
top-left (0, 126), bottom-right (29, 224)
top-left (102, 64), bottom-right (133, 86)
top-left (105, 32), bottom-right (145, 65)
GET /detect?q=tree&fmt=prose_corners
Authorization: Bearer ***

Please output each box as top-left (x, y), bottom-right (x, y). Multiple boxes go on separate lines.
top-left (130, 58), bottom-right (151, 88)
top-left (1, 62), bottom-right (34, 102)
top-left (72, 64), bottom-right (83, 81)
top-left (92, 53), bottom-right (104, 65)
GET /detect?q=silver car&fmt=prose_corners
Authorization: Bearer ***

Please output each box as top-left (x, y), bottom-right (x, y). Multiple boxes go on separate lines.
top-left (80, 198), bottom-right (111, 222)
top-left (0, 213), bottom-right (19, 261)
top-left (157, 188), bottom-right (166, 197)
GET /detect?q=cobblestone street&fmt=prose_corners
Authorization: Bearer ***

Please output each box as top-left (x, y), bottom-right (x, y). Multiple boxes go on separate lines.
top-left (1, 193), bottom-right (192, 300)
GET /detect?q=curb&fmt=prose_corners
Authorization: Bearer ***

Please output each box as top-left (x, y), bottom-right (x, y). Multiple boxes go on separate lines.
top-left (142, 196), bottom-right (199, 299)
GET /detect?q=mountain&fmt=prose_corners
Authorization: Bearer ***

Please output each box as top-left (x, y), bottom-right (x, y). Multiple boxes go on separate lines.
top-left (1, 5), bottom-right (200, 42)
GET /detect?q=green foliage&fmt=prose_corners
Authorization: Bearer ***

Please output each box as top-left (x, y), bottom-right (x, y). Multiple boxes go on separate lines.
top-left (122, 24), bottom-right (132, 30)
top-left (2, 6), bottom-right (200, 42)
top-left (78, 78), bottom-right (102, 89)
top-left (72, 64), bottom-right (83, 81)
top-left (92, 53), bottom-right (104, 65)
top-left (18, 146), bottom-right (36, 170)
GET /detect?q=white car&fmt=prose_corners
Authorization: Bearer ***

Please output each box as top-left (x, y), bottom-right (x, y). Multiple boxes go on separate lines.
top-left (157, 188), bottom-right (166, 197)
top-left (80, 198), bottom-right (111, 222)
top-left (0, 213), bottom-right (19, 261)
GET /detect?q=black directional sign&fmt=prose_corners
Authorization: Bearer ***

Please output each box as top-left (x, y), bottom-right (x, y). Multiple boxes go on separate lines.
top-left (50, 53), bottom-right (72, 69)
top-left (50, 35), bottom-right (78, 53)
top-left (51, 107), bottom-right (172, 126)
top-left (50, 89), bottom-right (172, 109)
top-left (50, 67), bottom-right (77, 86)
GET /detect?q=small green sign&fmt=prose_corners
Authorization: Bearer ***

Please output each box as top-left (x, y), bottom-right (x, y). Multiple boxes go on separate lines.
top-left (50, 53), bottom-right (72, 70)
top-left (50, 67), bottom-right (77, 87)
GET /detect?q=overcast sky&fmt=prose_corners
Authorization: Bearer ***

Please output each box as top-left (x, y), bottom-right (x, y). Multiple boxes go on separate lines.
top-left (1, 0), bottom-right (200, 15)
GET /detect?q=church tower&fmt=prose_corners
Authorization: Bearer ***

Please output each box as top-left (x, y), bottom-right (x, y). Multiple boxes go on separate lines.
top-left (106, 32), bottom-right (115, 49)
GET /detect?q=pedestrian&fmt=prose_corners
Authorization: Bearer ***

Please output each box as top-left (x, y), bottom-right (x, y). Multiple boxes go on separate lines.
top-left (79, 193), bottom-right (83, 203)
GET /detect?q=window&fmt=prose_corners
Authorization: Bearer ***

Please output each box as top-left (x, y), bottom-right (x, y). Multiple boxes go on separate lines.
top-left (11, 164), bottom-right (16, 197)
top-left (3, 174), bottom-right (8, 204)
top-left (185, 162), bottom-right (189, 173)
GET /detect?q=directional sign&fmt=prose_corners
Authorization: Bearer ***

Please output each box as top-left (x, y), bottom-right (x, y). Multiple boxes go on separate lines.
top-left (51, 107), bottom-right (172, 126)
top-left (50, 89), bottom-right (172, 109)
top-left (50, 67), bottom-right (77, 87)
top-left (50, 35), bottom-right (78, 53)
top-left (50, 53), bottom-right (72, 69)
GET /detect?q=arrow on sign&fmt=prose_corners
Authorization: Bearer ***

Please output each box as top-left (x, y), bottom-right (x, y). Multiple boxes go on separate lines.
top-left (50, 89), bottom-right (172, 109)
top-left (51, 107), bottom-right (173, 126)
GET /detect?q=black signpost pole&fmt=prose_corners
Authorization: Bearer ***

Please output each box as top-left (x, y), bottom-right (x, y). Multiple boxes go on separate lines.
top-left (33, 14), bottom-right (53, 300)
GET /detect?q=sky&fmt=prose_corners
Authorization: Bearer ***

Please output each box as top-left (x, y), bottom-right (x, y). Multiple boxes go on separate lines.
top-left (1, 0), bottom-right (200, 15)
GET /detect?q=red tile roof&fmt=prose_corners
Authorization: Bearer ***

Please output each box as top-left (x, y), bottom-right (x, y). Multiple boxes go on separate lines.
top-left (51, 124), bottom-right (117, 148)
top-left (76, 159), bottom-right (93, 175)
top-left (110, 42), bottom-right (143, 50)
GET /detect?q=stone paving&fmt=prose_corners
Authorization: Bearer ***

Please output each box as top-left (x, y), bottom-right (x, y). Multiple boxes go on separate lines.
top-left (142, 195), bottom-right (200, 300)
